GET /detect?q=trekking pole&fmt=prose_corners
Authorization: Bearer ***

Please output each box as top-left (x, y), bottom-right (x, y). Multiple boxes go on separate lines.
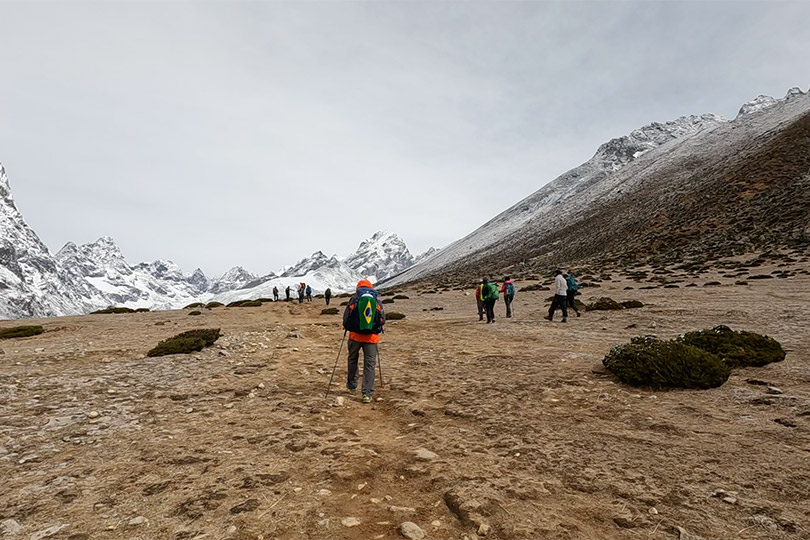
top-left (376, 344), bottom-right (384, 388)
top-left (325, 330), bottom-right (348, 400)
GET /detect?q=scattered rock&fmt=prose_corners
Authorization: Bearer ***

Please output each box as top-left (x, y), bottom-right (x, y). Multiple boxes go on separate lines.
top-left (613, 517), bottom-right (639, 529)
top-left (766, 386), bottom-right (784, 395)
top-left (30, 524), bottom-right (69, 540)
top-left (335, 396), bottom-right (345, 406)
top-left (341, 517), bottom-right (361, 527)
top-left (87, 411), bottom-right (100, 419)
top-left (1, 519), bottom-right (23, 535)
top-left (389, 506), bottom-right (417, 513)
top-left (722, 496), bottom-right (737, 505)
top-left (229, 499), bottom-right (260, 514)
top-left (414, 448), bottom-right (439, 461)
top-left (127, 516), bottom-right (148, 526)
top-left (649, 507), bottom-right (658, 515)
top-left (287, 332), bottom-right (303, 339)
top-left (478, 522), bottom-right (491, 536)
top-left (318, 489), bottom-right (332, 496)
top-left (398, 521), bottom-right (426, 540)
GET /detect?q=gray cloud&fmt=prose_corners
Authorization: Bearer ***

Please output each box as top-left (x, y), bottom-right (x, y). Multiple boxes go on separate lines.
top-left (1, 1), bottom-right (808, 275)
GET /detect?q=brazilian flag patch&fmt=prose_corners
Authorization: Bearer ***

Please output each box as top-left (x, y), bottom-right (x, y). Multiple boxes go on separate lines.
top-left (357, 294), bottom-right (376, 331)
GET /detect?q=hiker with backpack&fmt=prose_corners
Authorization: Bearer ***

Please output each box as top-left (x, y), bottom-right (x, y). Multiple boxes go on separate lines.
top-left (482, 277), bottom-right (499, 324)
top-left (325, 288), bottom-right (332, 306)
top-left (544, 269), bottom-right (569, 323)
top-left (306, 285), bottom-right (313, 302)
top-left (273, 286), bottom-right (279, 302)
top-left (475, 280), bottom-right (485, 321)
top-left (285, 285), bottom-right (291, 301)
top-left (566, 273), bottom-right (581, 317)
top-left (298, 283), bottom-right (305, 304)
top-left (500, 276), bottom-right (515, 318)
top-left (342, 279), bottom-right (385, 403)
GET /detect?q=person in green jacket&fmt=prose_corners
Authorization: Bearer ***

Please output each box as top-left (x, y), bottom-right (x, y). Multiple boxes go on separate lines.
top-left (481, 277), bottom-right (500, 323)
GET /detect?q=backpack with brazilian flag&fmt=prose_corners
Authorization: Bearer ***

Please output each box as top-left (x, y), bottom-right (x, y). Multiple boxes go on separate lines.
top-left (344, 282), bottom-right (384, 334)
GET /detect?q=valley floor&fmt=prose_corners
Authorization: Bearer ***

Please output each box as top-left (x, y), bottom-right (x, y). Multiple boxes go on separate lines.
top-left (1, 267), bottom-right (809, 540)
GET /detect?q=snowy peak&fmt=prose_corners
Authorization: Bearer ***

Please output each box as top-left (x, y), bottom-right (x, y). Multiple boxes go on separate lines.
top-left (736, 87), bottom-right (807, 118)
top-left (0, 163), bottom-right (11, 203)
top-left (344, 231), bottom-right (414, 281)
top-left (282, 251), bottom-right (337, 277)
top-left (594, 113), bottom-right (726, 170)
top-left (208, 266), bottom-right (257, 294)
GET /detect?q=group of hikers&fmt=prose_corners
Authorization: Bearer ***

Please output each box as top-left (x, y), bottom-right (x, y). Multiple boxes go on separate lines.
top-left (475, 270), bottom-right (580, 323)
top-left (270, 285), bottom-right (333, 304)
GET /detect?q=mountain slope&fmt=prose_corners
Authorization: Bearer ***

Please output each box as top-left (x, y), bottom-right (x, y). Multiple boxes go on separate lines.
top-left (386, 88), bottom-right (810, 286)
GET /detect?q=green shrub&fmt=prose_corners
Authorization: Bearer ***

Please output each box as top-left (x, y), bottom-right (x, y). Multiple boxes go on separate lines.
top-left (91, 307), bottom-right (136, 314)
top-left (677, 325), bottom-right (786, 368)
top-left (188, 310), bottom-right (202, 316)
top-left (226, 300), bottom-right (263, 308)
top-left (340, 301), bottom-right (349, 306)
top-left (393, 295), bottom-right (410, 300)
top-left (134, 308), bottom-right (150, 313)
top-left (621, 300), bottom-right (644, 309)
top-left (387, 312), bottom-right (406, 320)
top-left (588, 297), bottom-right (624, 311)
top-left (147, 328), bottom-right (221, 357)
top-left (603, 337), bottom-right (730, 389)
top-left (382, 298), bottom-right (395, 304)
top-left (0, 325), bottom-right (44, 340)
top-left (519, 284), bottom-right (549, 292)
top-left (256, 298), bottom-right (274, 303)
top-left (205, 302), bottom-right (224, 309)
top-left (184, 302), bottom-right (205, 309)
top-left (321, 307), bottom-right (339, 315)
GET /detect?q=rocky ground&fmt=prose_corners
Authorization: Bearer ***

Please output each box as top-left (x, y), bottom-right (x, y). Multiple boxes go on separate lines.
top-left (1, 256), bottom-right (809, 540)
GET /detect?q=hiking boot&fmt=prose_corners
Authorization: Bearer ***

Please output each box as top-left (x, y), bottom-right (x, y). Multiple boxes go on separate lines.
top-left (576, 311), bottom-right (581, 317)
top-left (362, 394), bottom-right (372, 404)
top-left (561, 318), bottom-right (567, 323)
top-left (346, 386), bottom-right (357, 394)
top-left (543, 315), bottom-right (552, 321)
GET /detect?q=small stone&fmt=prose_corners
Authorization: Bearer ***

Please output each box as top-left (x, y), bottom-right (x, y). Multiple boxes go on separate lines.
top-left (431, 520), bottom-right (441, 528)
top-left (335, 396), bottom-right (345, 406)
top-left (293, 487), bottom-right (303, 492)
top-left (287, 332), bottom-right (303, 339)
top-left (107, 389), bottom-right (116, 394)
top-left (185, 407), bottom-right (194, 413)
top-left (389, 506), bottom-right (416, 513)
top-left (414, 448), bottom-right (439, 461)
top-left (87, 411), bottom-right (100, 419)
top-left (766, 386), bottom-right (784, 395)
top-left (317, 489), bottom-right (332, 496)
top-left (35, 347), bottom-right (45, 353)
top-left (248, 392), bottom-right (256, 398)
top-left (649, 507), bottom-right (658, 515)
top-left (357, 483), bottom-right (366, 490)
top-left (30, 524), bottom-right (69, 540)
top-left (722, 496), bottom-right (737, 505)
top-left (398, 521), bottom-right (425, 540)
top-left (1, 519), bottom-right (23, 535)
top-left (224, 403), bottom-right (234, 409)
top-left (258, 383), bottom-right (265, 389)
top-left (292, 347), bottom-right (300, 352)
top-left (128, 516), bottom-right (148, 526)
top-left (226, 525), bottom-right (237, 534)
top-left (478, 522), bottom-right (491, 536)
top-left (370, 497), bottom-right (382, 504)
top-left (613, 517), bottom-right (638, 529)
top-left (341, 517), bottom-right (361, 527)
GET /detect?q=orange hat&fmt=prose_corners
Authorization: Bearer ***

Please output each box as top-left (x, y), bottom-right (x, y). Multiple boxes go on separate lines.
top-left (356, 279), bottom-right (373, 290)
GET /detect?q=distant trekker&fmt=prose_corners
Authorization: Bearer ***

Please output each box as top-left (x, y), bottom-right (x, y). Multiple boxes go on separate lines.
top-left (544, 270), bottom-right (569, 323)
top-left (481, 277), bottom-right (499, 324)
top-left (273, 286), bottom-right (279, 302)
top-left (342, 280), bottom-right (386, 403)
top-left (306, 285), bottom-right (313, 302)
top-left (298, 283), bottom-right (305, 304)
top-left (285, 285), bottom-right (291, 301)
top-left (500, 276), bottom-right (515, 318)
top-left (566, 273), bottom-right (581, 317)
top-left (325, 288), bottom-right (332, 305)
top-left (475, 280), bottom-right (485, 321)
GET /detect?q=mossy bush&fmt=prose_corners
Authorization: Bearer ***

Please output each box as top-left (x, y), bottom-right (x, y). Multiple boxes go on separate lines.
top-left (382, 298), bottom-right (395, 304)
top-left (256, 298), bottom-right (274, 303)
top-left (386, 312), bottom-right (406, 320)
top-left (91, 307), bottom-right (136, 314)
top-left (393, 295), bottom-right (410, 300)
top-left (603, 337), bottom-right (730, 389)
top-left (0, 325), bottom-right (44, 340)
top-left (588, 297), bottom-right (624, 311)
top-left (188, 310), bottom-right (202, 316)
top-left (621, 300), bottom-right (644, 309)
top-left (205, 302), bottom-right (224, 309)
top-left (677, 325), bottom-right (785, 368)
top-left (340, 301), bottom-right (349, 306)
top-left (146, 328), bottom-right (221, 357)
top-left (520, 283), bottom-right (549, 292)
top-left (321, 307), bottom-right (339, 315)
top-left (134, 308), bottom-right (150, 313)
top-left (226, 300), bottom-right (263, 308)
top-left (184, 302), bottom-right (205, 309)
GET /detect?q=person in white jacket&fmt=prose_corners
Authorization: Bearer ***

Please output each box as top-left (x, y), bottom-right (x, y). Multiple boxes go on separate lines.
top-left (544, 269), bottom-right (569, 323)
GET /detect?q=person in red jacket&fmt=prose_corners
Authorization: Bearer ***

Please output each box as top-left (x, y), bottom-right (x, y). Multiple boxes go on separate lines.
top-left (499, 276), bottom-right (515, 318)
top-left (342, 280), bottom-right (385, 403)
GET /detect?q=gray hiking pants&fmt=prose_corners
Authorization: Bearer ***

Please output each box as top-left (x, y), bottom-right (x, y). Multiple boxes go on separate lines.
top-left (347, 339), bottom-right (378, 396)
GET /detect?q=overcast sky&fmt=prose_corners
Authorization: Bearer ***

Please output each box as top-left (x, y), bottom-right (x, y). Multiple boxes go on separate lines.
top-left (1, 1), bottom-right (808, 277)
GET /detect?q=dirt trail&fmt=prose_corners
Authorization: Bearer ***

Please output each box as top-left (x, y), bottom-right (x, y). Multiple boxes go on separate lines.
top-left (1, 265), bottom-right (809, 540)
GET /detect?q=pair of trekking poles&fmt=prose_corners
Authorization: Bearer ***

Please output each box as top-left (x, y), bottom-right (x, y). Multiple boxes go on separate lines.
top-left (324, 330), bottom-right (384, 399)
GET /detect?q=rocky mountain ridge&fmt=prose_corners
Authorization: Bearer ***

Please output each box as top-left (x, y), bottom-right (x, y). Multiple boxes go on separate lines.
top-left (385, 87), bottom-right (810, 287)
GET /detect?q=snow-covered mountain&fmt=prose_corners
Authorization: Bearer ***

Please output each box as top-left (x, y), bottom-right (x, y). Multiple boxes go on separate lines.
top-left (385, 87), bottom-right (810, 286)
top-left (0, 165), bottom-right (423, 318)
